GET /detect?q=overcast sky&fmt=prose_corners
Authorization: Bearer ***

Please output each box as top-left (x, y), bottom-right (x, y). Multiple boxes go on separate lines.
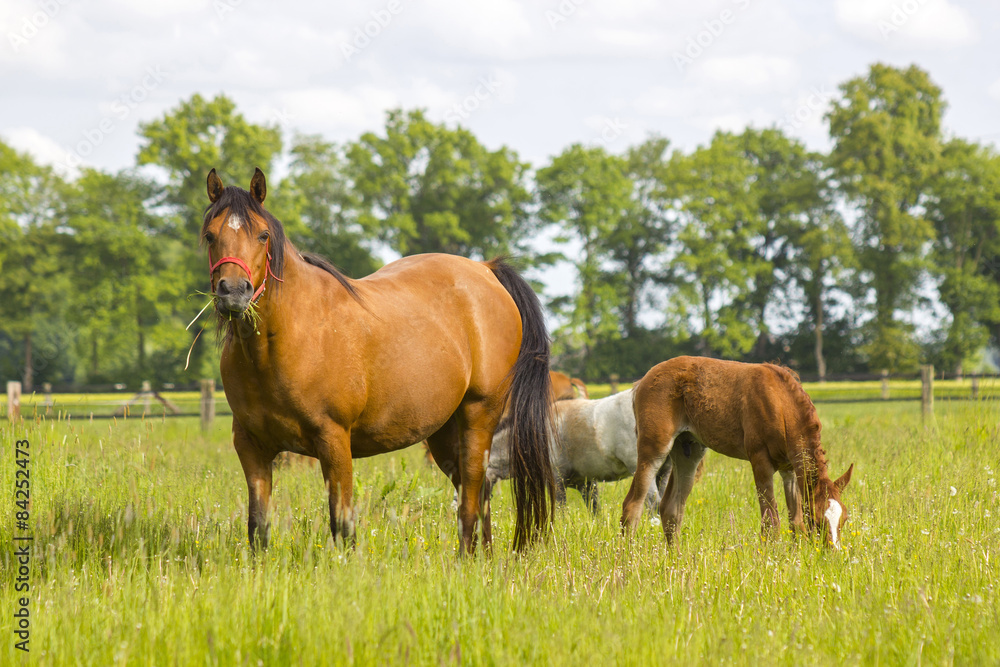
top-left (3, 0), bottom-right (998, 176)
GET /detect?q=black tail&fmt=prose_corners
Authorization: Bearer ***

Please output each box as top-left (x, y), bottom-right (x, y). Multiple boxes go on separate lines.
top-left (487, 258), bottom-right (556, 551)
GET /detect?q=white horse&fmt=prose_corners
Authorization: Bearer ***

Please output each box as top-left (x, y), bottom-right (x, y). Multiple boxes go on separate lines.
top-left (486, 389), bottom-right (701, 514)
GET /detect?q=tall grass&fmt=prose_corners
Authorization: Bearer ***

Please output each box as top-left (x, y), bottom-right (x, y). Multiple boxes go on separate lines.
top-left (1, 399), bottom-right (997, 665)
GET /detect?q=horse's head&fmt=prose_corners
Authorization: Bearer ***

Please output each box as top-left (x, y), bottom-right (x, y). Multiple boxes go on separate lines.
top-left (202, 168), bottom-right (285, 317)
top-left (809, 463), bottom-right (854, 549)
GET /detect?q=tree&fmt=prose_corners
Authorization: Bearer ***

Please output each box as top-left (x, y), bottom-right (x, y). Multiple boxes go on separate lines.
top-left (137, 93), bottom-right (283, 232)
top-left (0, 140), bottom-right (68, 392)
top-left (536, 144), bottom-right (633, 371)
top-left (270, 134), bottom-right (380, 278)
top-left (610, 137), bottom-right (674, 339)
top-left (346, 109), bottom-right (535, 260)
top-left (666, 131), bottom-right (770, 358)
top-left (62, 169), bottom-right (184, 384)
top-left (926, 138), bottom-right (1000, 373)
top-left (827, 63), bottom-right (943, 371)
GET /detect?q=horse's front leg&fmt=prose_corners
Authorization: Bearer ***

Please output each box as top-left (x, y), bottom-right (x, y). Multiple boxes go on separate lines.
top-left (779, 469), bottom-right (806, 536)
top-left (234, 422), bottom-right (274, 551)
top-left (316, 424), bottom-right (356, 546)
top-left (749, 453), bottom-right (780, 538)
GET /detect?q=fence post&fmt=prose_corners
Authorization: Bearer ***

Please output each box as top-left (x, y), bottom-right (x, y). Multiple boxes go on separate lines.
top-left (6, 381), bottom-right (21, 422)
top-left (141, 380), bottom-right (152, 415)
top-left (880, 369), bottom-right (889, 400)
top-left (200, 379), bottom-right (216, 432)
top-left (971, 376), bottom-right (979, 401)
top-left (920, 365), bottom-right (934, 423)
top-left (608, 374), bottom-right (619, 396)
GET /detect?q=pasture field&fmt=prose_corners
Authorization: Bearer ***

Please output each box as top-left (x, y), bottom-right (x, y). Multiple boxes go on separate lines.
top-left (1, 395), bottom-right (997, 665)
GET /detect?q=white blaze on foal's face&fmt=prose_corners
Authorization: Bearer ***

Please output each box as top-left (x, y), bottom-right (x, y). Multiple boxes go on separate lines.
top-left (824, 499), bottom-right (843, 549)
top-left (227, 214), bottom-right (243, 232)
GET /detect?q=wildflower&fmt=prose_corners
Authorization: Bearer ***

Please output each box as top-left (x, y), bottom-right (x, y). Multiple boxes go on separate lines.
top-left (949, 486), bottom-right (957, 497)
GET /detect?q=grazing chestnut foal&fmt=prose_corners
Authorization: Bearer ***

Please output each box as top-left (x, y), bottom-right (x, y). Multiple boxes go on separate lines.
top-left (621, 356), bottom-right (853, 548)
top-left (203, 168), bottom-right (554, 553)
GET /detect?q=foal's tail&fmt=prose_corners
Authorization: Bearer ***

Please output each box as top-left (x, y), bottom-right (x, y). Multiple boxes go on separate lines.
top-left (487, 258), bottom-right (556, 551)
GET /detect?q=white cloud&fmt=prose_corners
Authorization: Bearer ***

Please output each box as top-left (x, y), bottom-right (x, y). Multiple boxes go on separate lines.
top-left (1, 127), bottom-right (76, 176)
top-left (988, 78), bottom-right (1000, 102)
top-left (698, 55), bottom-right (798, 91)
top-left (835, 0), bottom-right (977, 48)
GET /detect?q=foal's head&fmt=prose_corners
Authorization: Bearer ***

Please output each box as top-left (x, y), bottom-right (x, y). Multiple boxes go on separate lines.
top-left (201, 168), bottom-right (285, 317)
top-left (808, 464), bottom-right (854, 549)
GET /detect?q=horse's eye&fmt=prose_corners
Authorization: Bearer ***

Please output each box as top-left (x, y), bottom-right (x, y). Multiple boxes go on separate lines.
top-left (258, 231), bottom-right (270, 243)
top-left (204, 232), bottom-right (216, 244)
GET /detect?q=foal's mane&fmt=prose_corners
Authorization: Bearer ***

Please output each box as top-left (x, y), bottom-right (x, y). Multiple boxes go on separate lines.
top-left (201, 186), bottom-right (362, 303)
top-left (763, 363), bottom-right (830, 480)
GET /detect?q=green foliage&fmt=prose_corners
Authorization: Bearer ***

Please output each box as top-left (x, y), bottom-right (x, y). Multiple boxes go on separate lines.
top-left (270, 134), bottom-right (380, 278)
top-left (137, 93), bottom-right (282, 230)
top-left (827, 63), bottom-right (943, 369)
top-left (346, 109), bottom-right (535, 260)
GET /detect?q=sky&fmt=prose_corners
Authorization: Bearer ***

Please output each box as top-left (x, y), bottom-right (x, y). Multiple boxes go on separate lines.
top-left (1, 0), bottom-right (998, 325)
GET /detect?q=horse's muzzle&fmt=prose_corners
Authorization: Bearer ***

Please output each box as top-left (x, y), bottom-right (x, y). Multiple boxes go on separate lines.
top-left (216, 276), bottom-right (253, 315)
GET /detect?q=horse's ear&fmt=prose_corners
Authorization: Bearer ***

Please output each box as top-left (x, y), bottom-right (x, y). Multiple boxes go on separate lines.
top-left (834, 463), bottom-right (854, 492)
top-left (207, 168), bottom-right (224, 203)
top-left (250, 167), bottom-right (266, 203)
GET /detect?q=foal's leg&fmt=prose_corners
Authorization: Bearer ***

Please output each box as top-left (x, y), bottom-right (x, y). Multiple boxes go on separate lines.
top-left (779, 469), bottom-right (806, 535)
top-left (315, 424), bottom-right (356, 545)
top-left (234, 422), bottom-right (274, 551)
top-left (748, 450), bottom-right (780, 538)
top-left (658, 441), bottom-right (707, 543)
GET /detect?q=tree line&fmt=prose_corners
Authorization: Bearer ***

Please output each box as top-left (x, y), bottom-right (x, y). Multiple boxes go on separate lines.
top-left (2, 62), bottom-right (999, 391)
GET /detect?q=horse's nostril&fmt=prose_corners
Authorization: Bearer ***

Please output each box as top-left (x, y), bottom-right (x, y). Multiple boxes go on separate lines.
top-left (217, 278), bottom-right (231, 296)
top-left (240, 278), bottom-right (252, 295)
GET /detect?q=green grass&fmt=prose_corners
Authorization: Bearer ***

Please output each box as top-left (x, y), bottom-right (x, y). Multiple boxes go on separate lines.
top-left (1, 399), bottom-right (997, 665)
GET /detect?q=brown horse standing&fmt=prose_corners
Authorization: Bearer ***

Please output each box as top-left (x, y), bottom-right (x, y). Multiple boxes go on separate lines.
top-left (202, 168), bottom-right (555, 553)
top-left (621, 356), bottom-right (853, 548)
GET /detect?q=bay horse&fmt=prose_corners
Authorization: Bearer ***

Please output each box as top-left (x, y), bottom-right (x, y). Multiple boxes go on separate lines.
top-left (487, 388), bottom-right (685, 513)
top-left (621, 356), bottom-right (853, 548)
top-left (202, 168), bottom-right (555, 553)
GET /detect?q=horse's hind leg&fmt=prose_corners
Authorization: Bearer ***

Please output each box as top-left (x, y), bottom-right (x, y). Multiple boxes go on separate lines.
top-left (658, 438), bottom-right (707, 543)
top-left (234, 422), bottom-right (275, 551)
top-left (450, 401), bottom-right (499, 555)
top-left (621, 431), bottom-right (675, 533)
top-left (315, 424), bottom-right (356, 546)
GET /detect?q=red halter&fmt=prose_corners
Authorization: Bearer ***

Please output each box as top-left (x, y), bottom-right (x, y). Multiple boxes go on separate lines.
top-left (208, 238), bottom-right (283, 303)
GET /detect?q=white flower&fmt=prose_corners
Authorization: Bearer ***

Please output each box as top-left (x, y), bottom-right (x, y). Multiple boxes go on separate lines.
top-left (650, 517), bottom-right (662, 527)
top-left (950, 486), bottom-right (957, 497)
